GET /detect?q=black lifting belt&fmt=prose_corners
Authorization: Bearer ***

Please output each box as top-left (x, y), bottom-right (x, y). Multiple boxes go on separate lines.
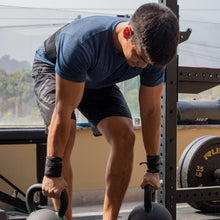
top-left (45, 24), bottom-right (68, 64)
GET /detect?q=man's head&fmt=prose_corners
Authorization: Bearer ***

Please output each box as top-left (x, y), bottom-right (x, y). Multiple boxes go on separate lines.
top-left (129, 3), bottom-right (179, 67)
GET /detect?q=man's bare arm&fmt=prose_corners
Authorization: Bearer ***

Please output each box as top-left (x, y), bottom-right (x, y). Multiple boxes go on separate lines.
top-left (47, 73), bottom-right (85, 158)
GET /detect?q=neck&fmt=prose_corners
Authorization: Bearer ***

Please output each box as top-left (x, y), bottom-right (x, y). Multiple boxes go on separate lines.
top-left (112, 22), bottom-right (128, 54)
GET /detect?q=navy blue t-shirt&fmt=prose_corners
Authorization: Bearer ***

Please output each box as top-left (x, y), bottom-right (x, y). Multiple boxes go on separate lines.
top-left (35, 16), bottom-right (165, 89)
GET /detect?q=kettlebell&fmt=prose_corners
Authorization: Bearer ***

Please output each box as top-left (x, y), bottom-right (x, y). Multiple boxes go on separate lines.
top-left (128, 185), bottom-right (172, 220)
top-left (26, 183), bottom-right (68, 220)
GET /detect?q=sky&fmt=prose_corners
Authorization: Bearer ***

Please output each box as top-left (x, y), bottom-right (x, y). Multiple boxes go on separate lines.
top-left (0, 0), bottom-right (220, 68)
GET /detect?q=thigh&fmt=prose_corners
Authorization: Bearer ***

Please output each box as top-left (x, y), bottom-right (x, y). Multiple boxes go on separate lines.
top-left (78, 85), bottom-right (132, 136)
top-left (32, 60), bottom-right (56, 127)
top-left (32, 60), bottom-right (77, 133)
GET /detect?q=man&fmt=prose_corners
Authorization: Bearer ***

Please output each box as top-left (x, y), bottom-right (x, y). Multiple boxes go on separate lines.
top-left (32, 3), bottom-right (179, 220)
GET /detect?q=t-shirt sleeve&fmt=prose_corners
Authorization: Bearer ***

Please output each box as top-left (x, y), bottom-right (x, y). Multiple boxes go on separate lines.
top-left (55, 33), bottom-right (91, 82)
top-left (140, 64), bottom-right (166, 87)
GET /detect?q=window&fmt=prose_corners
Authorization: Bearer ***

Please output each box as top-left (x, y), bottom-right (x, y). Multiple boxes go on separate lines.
top-left (0, 7), bottom-right (100, 126)
top-left (0, 2), bottom-right (219, 127)
top-left (178, 0), bottom-right (220, 101)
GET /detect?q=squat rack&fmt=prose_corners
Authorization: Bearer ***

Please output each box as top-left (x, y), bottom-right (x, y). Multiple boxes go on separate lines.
top-left (158, 0), bottom-right (220, 219)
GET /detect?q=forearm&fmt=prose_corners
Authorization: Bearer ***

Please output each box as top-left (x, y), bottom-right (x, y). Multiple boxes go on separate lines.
top-left (139, 84), bottom-right (163, 189)
top-left (47, 107), bottom-right (72, 158)
top-left (46, 75), bottom-right (84, 159)
top-left (141, 108), bottom-right (161, 156)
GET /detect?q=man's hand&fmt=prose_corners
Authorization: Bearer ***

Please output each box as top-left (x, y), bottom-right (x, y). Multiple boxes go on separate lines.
top-left (140, 172), bottom-right (160, 192)
top-left (42, 176), bottom-right (68, 199)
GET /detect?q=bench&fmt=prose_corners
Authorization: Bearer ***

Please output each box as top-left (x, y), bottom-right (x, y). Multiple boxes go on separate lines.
top-left (0, 129), bottom-right (47, 213)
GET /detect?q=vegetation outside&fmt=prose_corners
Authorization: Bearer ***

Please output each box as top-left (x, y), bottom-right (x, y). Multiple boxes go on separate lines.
top-left (0, 55), bottom-right (219, 126)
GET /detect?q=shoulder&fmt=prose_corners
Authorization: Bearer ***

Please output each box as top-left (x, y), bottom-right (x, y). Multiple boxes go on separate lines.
top-left (140, 64), bottom-right (166, 87)
top-left (145, 64), bottom-right (166, 74)
top-left (58, 16), bottom-right (129, 42)
top-left (56, 16), bottom-right (129, 60)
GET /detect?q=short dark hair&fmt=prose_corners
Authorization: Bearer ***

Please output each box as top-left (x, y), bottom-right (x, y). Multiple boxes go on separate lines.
top-left (130, 3), bottom-right (179, 67)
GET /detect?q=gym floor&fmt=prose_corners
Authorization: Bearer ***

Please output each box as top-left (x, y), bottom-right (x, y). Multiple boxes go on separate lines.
top-left (4, 202), bottom-right (220, 220)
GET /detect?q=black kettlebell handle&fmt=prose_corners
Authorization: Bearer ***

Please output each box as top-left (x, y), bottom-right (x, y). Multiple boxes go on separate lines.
top-left (144, 184), bottom-right (153, 212)
top-left (26, 183), bottom-right (68, 218)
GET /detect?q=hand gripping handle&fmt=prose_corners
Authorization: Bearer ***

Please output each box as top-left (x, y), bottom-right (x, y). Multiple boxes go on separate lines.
top-left (26, 183), bottom-right (68, 217)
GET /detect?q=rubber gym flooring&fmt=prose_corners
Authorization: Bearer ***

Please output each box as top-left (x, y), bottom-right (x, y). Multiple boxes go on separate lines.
top-left (4, 202), bottom-right (220, 220)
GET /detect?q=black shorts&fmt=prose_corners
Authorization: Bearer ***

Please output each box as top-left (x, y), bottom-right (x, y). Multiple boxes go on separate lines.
top-left (32, 60), bottom-right (132, 136)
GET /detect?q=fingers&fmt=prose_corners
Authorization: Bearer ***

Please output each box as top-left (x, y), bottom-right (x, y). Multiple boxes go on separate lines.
top-left (42, 188), bottom-right (61, 199)
top-left (42, 176), bottom-right (68, 199)
top-left (141, 180), bottom-right (159, 191)
top-left (140, 172), bottom-right (161, 192)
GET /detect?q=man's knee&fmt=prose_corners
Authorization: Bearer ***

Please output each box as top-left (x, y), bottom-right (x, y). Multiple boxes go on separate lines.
top-left (99, 117), bottom-right (135, 152)
top-left (113, 125), bottom-right (135, 156)
top-left (121, 126), bottom-right (135, 147)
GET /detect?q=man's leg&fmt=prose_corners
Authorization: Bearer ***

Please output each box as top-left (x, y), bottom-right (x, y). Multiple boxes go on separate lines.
top-left (97, 116), bottom-right (135, 220)
top-left (49, 120), bottom-right (76, 220)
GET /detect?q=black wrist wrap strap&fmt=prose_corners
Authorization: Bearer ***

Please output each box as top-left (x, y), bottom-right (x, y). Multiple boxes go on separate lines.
top-left (147, 155), bottom-right (160, 173)
top-left (44, 156), bottom-right (62, 177)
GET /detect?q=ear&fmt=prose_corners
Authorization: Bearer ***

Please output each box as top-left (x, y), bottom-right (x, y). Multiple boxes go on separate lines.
top-left (123, 26), bottom-right (133, 39)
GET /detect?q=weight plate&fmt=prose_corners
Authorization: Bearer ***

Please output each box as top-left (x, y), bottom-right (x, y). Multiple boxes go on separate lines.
top-left (177, 136), bottom-right (210, 188)
top-left (179, 136), bottom-right (220, 212)
top-left (177, 136), bottom-right (213, 210)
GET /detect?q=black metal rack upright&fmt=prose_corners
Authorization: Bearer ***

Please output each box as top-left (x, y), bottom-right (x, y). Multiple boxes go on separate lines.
top-left (158, 0), bottom-right (220, 219)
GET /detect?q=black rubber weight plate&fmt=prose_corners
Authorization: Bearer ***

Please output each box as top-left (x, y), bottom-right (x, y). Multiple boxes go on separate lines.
top-left (177, 135), bottom-right (210, 188)
top-left (179, 136), bottom-right (220, 212)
